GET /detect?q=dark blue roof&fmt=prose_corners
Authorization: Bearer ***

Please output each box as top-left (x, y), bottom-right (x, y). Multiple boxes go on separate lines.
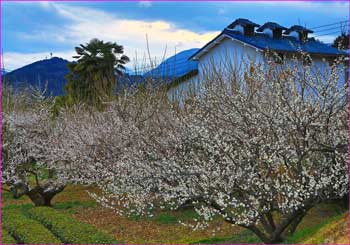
top-left (144, 48), bottom-right (199, 78)
top-left (227, 18), bottom-right (260, 29)
top-left (257, 22), bottom-right (287, 32)
top-left (189, 29), bottom-right (346, 60)
top-left (284, 25), bottom-right (313, 34)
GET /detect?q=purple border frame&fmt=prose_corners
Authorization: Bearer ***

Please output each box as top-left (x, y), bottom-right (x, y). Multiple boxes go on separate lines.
top-left (0, 1), bottom-right (349, 245)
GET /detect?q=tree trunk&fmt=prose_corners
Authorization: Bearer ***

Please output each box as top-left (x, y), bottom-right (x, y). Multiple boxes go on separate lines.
top-left (247, 225), bottom-right (284, 244)
top-left (268, 236), bottom-right (284, 244)
top-left (26, 184), bottom-right (65, 207)
top-left (287, 212), bottom-right (307, 235)
top-left (211, 201), bottom-right (312, 244)
top-left (27, 191), bottom-right (54, 206)
top-left (337, 194), bottom-right (349, 210)
top-left (243, 207), bottom-right (312, 244)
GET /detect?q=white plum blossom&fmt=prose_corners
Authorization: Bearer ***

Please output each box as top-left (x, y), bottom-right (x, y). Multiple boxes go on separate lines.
top-left (4, 56), bottom-right (347, 243)
top-left (2, 98), bottom-right (67, 206)
top-left (55, 57), bottom-right (347, 243)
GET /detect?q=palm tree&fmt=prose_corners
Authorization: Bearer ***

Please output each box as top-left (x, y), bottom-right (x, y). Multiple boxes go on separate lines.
top-left (65, 38), bottom-right (130, 106)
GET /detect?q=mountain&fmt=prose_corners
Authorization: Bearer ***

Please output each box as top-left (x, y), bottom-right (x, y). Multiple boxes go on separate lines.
top-left (143, 48), bottom-right (199, 79)
top-left (3, 57), bottom-right (70, 96)
top-left (3, 49), bottom-right (200, 96)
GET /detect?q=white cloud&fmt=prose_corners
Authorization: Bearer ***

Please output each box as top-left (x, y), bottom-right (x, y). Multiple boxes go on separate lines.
top-left (10, 2), bottom-right (341, 71)
top-left (312, 35), bottom-right (338, 45)
top-left (16, 30), bottom-right (69, 43)
top-left (14, 3), bottom-right (219, 67)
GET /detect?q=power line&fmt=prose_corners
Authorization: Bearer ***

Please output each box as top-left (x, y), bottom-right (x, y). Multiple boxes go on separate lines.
top-left (310, 20), bottom-right (348, 30)
top-left (313, 30), bottom-right (343, 38)
top-left (313, 25), bottom-right (349, 34)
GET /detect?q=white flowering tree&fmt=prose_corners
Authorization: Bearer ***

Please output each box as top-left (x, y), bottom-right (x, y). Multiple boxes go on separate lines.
top-left (2, 97), bottom-right (67, 206)
top-left (56, 58), bottom-right (348, 243)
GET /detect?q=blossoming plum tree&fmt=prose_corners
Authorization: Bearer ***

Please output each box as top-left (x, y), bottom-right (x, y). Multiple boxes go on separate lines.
top-left (60, 59), bottom-right (347, 243)
top-left (2, 98), bottom-right (66, 206)
top-left (5, 56), bottom-right (347, 243)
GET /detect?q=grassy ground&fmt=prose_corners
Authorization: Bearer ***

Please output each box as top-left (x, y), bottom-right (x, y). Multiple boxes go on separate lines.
top-left (300, 212), bottom-right (350, 244)
top-left (2, 185), bottom-right (349, 244)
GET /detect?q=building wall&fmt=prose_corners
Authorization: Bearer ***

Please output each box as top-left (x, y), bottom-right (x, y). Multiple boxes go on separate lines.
top-left (167, 37), bottom-right (264, 101)
top-left (167, 37), bottom-right (346, 102)
top-left (283, 54), bottom-right (346, 86)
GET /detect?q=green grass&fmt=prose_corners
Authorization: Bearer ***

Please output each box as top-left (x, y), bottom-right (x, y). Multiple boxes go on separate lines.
top-left (28, 207), bottom-right (121, 244)
top-left (129, 208), bottom-right (200, 224)
top-left (191, 212), bottom-right (346, 244)
top-left (3, 184), bottom-right (346, 244)
top-left (283, 213), bottom-right (343, 244)
top-left (2, 229), bottom-right (18, 244)
top-left (154, 213), bottom-right (179, 224)
top-left (190, 229), bottom-right (261, 244)
top-left (53, 200), bottom-right (96, 214)
top-left (154, 209), bottom-right (199, 224)
top-left (2, 191), bottom-right (26, 203)
top-left (2, 203), bottom-right (34, 211)
top-left (2, 209), bottom-right (62, 244)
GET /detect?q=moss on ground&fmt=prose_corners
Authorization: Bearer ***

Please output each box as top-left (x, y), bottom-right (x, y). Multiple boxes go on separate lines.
top-left (2, 209), bottom-right (62, 244)
top-left (300, 212), bottom-right (349, 244)
top-left (2, 229), bottom-right (18, 244)
top-left (28, 207), bottom-right (120, 244)
top-left (2, 184), bottom-right (348, 244)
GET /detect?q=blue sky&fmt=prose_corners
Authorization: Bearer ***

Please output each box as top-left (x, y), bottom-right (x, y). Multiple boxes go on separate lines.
top-left (2, 1), bottom-right (349, 70)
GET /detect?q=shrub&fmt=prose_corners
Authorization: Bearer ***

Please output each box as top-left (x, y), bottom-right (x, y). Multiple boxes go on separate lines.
top-left (2, 210), bottom-right (61, 244)
top-left (2, 229), bottom-right (17, 244)
top-left (28, 207), bottom-right (120, 244)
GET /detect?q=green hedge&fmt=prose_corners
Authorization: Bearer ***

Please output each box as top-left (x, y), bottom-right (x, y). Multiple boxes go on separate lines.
top-left (28, 207), bottom-right (120, 244)
top-left (2, 210), bottom-right (61, 244)
top-left (2, 229), bottom-right (18, 244)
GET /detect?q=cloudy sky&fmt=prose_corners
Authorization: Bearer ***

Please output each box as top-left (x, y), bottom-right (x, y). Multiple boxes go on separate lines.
top-left (2, 1), bottom-right (349, 71)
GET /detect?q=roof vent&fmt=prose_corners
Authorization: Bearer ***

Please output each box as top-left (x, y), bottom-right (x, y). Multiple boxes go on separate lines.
top-left (284, 25), bottom-right (313, 42)
top-left (227, 18), bottom-right (260, 36)
top-left (256, 22), bottom-right (287, 39)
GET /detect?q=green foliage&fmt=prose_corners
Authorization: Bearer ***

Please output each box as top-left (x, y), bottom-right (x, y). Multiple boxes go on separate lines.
top-left (28, 207), bottom-right (121, 244)
top-left (51, 95), bottom-right (73, 117)
top-left (2, 229), bottom-right (18, 244)
top-left (2, 210), bottom-right (62, 244)
top-left (64, 38), bottom-right (130, 108)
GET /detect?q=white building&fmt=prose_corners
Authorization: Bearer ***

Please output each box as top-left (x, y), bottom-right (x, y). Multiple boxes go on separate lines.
top-left (168, 18), bottom-right (347, 101)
